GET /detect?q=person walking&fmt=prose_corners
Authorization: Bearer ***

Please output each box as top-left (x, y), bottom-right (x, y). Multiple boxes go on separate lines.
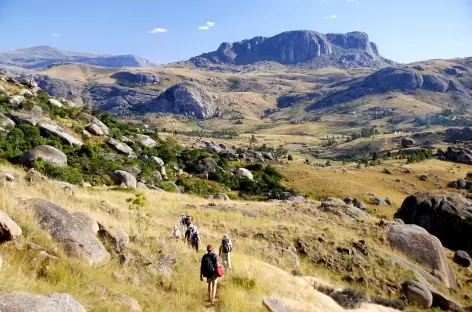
top-left (219, 233), bottom-right (233, 270)
top-left (172, 225), bottom-right (181, 242)
top-left (191, 228), bottom-right (200, 252)
top-left (185, 224), bottom-right (195, 248)
top-left (200, 245), bottom-right (219, 304)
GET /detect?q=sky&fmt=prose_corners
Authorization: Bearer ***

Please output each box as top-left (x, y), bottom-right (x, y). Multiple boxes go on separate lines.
top-left (0, 0), bottom-right (471, 64)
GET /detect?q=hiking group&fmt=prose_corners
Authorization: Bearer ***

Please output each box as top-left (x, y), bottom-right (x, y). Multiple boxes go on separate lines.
top-left (173, 214), bottom-right (233, 304)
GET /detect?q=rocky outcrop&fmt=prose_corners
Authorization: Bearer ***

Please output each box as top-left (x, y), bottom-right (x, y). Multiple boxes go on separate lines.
top-left (39, 122), bottom-right (83, 146)
top-left (235, 168), bottom-right (254, 180)
top-left (453, 250), bottom-right (471, 267)
top-left (437, 146), bottom-right (472, 164)
top-left (395, 193), bottom-right (472, 252)
top-left (88, 84), bottom-right (160, 115)
top-left (111, 170), bottom-right (137, 188)
top-left (190, 30), bottom-right (389, 68)
top-left (24, 198), bottom-right (111, 266)
top-left (97, 223), bottom-right (130, 253)
top-left (77, 112), bottom-right (110, 135)
top-left (107, 138), bottom-right (135, 156)
top-left (387, 224), bottom-right (456, 288)
top-left (0, 292), bottom-right (86, 312)
top-left (402, 280), bottom-right (433, 308)
top-left (134, 134), bottom-right (156, 148)
top-left (401, 137), bottom-right (415, 148)
top-left (111, 71), bottom-right (158, 86)
top-left (0, 113), bottom-right (15, 129)
top-left (195, 158), bottom-right (217, 173)
top-left (0, 45), bottom-right (155, 69)
top-left (86, 123), bottom-right (104, 136)
top-left (48, 98), bottom-right (63, 108)
top-left (73, 212), bottom-right (99, 234)
top-left (0, 210), bottom-right (22, 242)
top-left (151, 82), bottom-right (216, 119)
top-left (7, 111), bottom-right (49, 126)
top-left (19, 145), bottom-right (68, 167)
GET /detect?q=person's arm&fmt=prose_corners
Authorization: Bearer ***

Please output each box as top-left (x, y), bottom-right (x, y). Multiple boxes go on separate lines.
top-left (200, 257), bottom-right (204, 281)
top-left (219, 245), bottom-right (222, 257)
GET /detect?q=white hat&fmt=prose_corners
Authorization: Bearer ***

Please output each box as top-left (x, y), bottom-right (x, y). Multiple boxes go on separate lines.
top-left (223, 233), bottom-right (228, 238)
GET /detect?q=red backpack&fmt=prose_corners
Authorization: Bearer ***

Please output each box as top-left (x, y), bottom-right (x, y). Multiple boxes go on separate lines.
top-left (185, 215), bottom-right (192, 225)
top-left (216, 264), bottom-right (225, 277)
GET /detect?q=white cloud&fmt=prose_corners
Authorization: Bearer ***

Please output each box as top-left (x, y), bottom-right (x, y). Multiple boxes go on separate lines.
top-left (324, 14), bottom-right (337, 19)
top-left (198, 21), bottom-right (215, 31)
top-left (148, 28), bottom-right (168, 34)
top-left (52, 33), bottom-right (61, 37)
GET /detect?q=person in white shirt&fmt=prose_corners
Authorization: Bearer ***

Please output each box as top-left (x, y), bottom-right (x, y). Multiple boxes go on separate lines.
top-left (219, 233), bottom-right (233, 270)
top-left (172, 225), bottom-right (181, 242)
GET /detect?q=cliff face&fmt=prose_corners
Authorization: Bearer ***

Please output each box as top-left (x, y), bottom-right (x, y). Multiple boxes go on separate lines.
top-left (190, 30), bottom-right (391, 68)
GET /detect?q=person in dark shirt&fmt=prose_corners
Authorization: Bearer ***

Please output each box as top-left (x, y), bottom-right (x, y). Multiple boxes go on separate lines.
top-left (200, 244), bottom-right (219, 304)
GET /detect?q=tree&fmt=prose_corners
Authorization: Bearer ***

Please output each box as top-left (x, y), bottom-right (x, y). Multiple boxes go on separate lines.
top-left (127, 192), bottom-right (149, 238)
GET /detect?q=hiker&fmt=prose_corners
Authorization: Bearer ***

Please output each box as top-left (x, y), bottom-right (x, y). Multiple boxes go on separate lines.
top-left (191, 228), bottom-right (200, 252)
top-left (219, 233), bottom-right (233, 270)
top-left (180, 214), bottom-right (187, 233)
top-left (185, 224), bottom-right (194, 247)
top-left (200, 245), bottom-right (219, 304)
top-left (172, 225), bottom-right (181, 242)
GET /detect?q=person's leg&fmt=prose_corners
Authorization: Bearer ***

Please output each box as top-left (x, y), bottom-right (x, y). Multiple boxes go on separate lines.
top-left (207, 281), bottom-right (212, 301)
top-left (227, 252), bottom-right (232, 269)
top-left (222, 252), bottom-right (228, 269)
top-left (211, 278), bottom-right (218, 301)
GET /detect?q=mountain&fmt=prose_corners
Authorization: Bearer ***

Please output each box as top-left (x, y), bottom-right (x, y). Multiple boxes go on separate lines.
top-left (189, 30), bottom-right (394, 69)
top-left (0, 45), bottom-right (155, 69)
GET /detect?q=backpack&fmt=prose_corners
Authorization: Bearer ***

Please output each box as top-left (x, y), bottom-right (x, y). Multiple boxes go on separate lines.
top-left (185, 216), bottom-right (192, 225)
top-left (222, 238), bottom-right (231, 253)
top-left (192, 231), bottom-right (200, 243)
top-left (201, 254), bottom-right (216, 278)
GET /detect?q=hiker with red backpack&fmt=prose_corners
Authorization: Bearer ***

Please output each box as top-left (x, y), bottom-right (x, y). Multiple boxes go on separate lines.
top-left (200, 244), bottom-right (225, 304)
top-left (219, 233), bottom-right (233, 270)
top-left (180, 214), bottom-right (192, 233)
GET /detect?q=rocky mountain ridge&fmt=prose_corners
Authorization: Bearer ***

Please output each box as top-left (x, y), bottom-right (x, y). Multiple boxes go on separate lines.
top-left (0, 46), bottom-right (155, 70)
top-left (190, 30), bottom-right (394, 69)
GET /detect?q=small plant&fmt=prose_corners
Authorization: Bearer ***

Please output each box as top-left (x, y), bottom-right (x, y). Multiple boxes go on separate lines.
top-left (287, 154), bottom-right (293, 161)
top-left (126, 192), bottom-right (149, 238)
top-left (249, 134), bottom-right (258, 146)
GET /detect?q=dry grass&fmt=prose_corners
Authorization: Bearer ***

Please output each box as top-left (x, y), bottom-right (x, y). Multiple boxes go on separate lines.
top-left (1, 159), bottom-right (470, 311)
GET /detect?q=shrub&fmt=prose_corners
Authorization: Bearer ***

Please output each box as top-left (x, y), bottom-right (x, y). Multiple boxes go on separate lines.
top-left (287, 154), bottom-right (293, 161)
top-left (370, 296), bottom-right (406, 310)
top-left (228, 274), bottom-right (257, 291)
top-left (33, 159), bottom-right (84, 184)
top-left (330, 288), bottom-right (367, 309)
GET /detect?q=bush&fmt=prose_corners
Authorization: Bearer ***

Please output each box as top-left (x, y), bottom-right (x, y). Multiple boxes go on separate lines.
top-left (228, 274), bottom-right (257, 291)
top-left (370, 296), bottom-right (406, 310)
top-left (287, 154), bottom-right (293, 161)
top-left (330, 288), bottom-right (367, 309)
top-left (33, 159), bottom-right (84, 184)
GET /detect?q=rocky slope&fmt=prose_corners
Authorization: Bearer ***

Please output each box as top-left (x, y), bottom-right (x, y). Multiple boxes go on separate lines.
top-left (190, 30), bottom-right (394, 69)
top-left (0, 46), bottom-right (155, 70)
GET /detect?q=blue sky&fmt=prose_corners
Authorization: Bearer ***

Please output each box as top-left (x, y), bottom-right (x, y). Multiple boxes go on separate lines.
top-left (0, 0), bottom-right (471, 64)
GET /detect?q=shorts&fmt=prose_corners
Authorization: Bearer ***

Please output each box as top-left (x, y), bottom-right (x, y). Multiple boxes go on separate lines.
top-left (206, 276), bottom-right (217, 283)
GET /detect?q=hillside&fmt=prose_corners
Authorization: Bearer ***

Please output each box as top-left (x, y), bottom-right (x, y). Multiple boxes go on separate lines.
top-left (0, 46), bottom-right (155, 70)
top-left (1, 74), bottom-right (472, 311)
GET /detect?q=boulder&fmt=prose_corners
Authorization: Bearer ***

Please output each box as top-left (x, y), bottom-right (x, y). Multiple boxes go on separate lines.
top-left (137, 182), bottom-right (148, 190)
top-left (0, 172), bottom-right (14, 182)
top-left (395, 192), bottom-right (472, 252)
top-left (86, 123), bottom-right (104, 136)
top-left (0, 210), bottom-right (22, 242)
top-left (235, 168), bottom-right (254, 180)
top-left (121, 136), bottom-right (135, 146)
top-left (263, 298), bottom-right (294, 312)
top-left (82, 129), bottom-right (92, 138)
top-left (123, 165), bottom-right (141, 177)
top-left (48, 98), bottom-right (63, 108)
top-left (402, 280), bottom-right (433, 308)
top-left (151, 170), bottom-right (162, 181)
top-left (111, 170), bottom-right (137, 188)
top-left (7, 111), bottom-right (49, 126)
top-left (195, 158), bottom-right (217, 173)
top-left (387, 224), bottom-right (456, 288)
top-left (107, 138), bottom-right (134, 155)
top-left (152, 156), bottom-right (164, 167)
top-left (345, 207), bottom-right (369, 220)
top-left (372, 196), bottom-right (387, 206)
top-left (0, 113), bottom-right (15, 129)
top-left (24, 198), bottom-right (111, 266)
top-left (77, 112), bottom-right (110, 136)
top-left (134, 134), bottom-right (156, 148)
top-left (19, 145), bottom-right (67, 167)
top-left (8, 95), bottom-right (25, 106)
top-left (147, 185), bottom-right (165, 192)
top-left (453, 250), bottom-right (471, 267)
top-left (98, 223), bottom-right (130, 253)
top-left (39, 122), bottom-right (83, 146)
top-left (215, 193), bottom-right (230, 201)
top-left (428, 286), bottom-right (462, 311)
top-left (0, 293), bottom-right (86, 312)
top-left (115, 295), bottom-right (142, 312)
top-left (73, 212), bottom-right (99, 234)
